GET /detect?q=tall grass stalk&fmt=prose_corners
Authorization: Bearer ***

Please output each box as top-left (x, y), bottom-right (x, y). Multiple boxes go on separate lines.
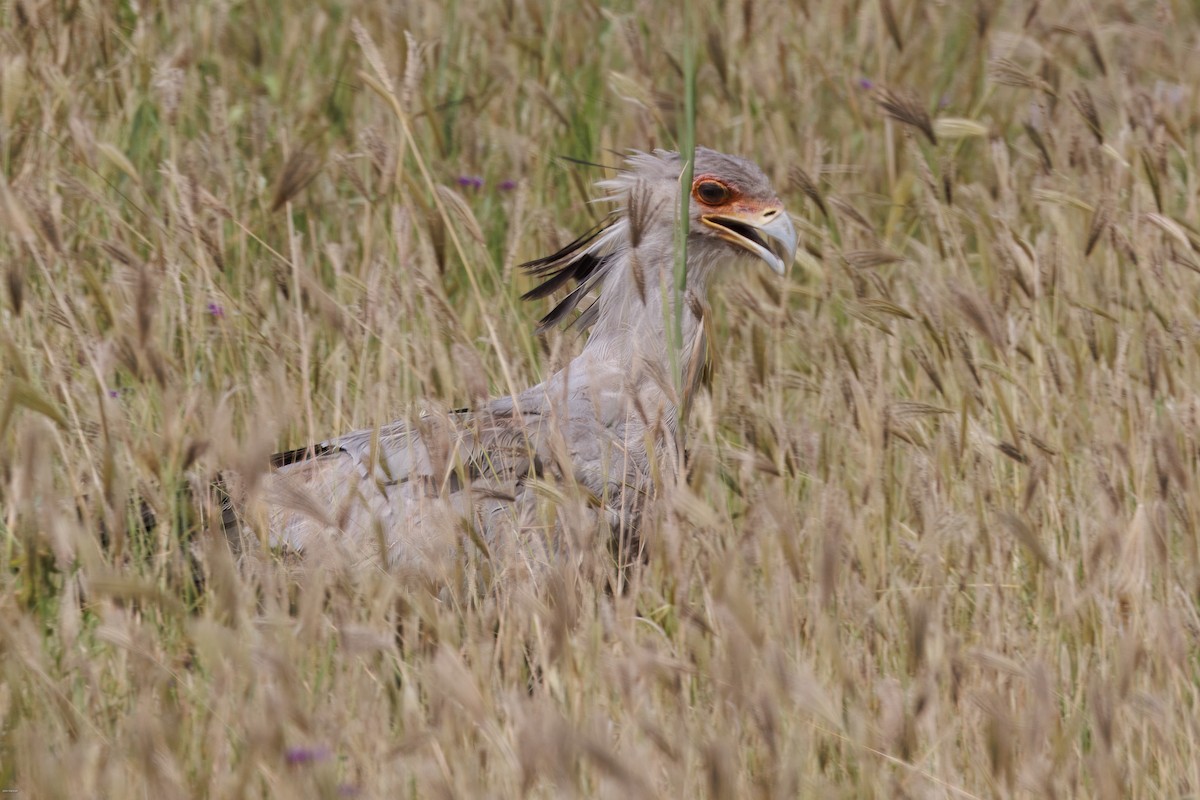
top-left (672, 8), bottom-right (697, 420)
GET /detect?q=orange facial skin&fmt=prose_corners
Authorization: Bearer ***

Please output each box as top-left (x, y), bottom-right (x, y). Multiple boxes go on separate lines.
top-left (691, 174), bottom-right (777, 216)
top-left (691, 172), bottom-right (792, 274)
top-left (691, 174), bottom-right (736, 206)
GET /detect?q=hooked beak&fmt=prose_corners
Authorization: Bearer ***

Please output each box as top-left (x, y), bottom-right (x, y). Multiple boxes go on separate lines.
top-left (701, 207), bottom-right (798, 275)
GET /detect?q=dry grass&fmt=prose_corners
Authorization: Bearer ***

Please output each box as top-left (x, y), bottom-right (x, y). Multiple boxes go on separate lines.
top-left (2, 0), bottom-right (1200, 797)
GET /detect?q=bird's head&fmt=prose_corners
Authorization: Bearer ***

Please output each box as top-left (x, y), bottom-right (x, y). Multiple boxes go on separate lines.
top-left (688, 149), bottom-right (797, 275)
top-left (523, 147), bottom-right (797, 332)
top-left (618, 147), bottom-right (798, 276)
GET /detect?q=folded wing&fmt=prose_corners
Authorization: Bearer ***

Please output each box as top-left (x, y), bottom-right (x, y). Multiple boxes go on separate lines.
top-left (245, 404), bottom-right (553, 571)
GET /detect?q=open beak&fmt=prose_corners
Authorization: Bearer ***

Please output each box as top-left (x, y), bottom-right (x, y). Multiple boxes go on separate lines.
top-left (701, 207), bottom-right (798, 275)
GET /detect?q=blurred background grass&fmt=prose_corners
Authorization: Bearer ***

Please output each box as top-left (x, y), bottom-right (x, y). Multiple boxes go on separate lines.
top-left (3, 0), bottom-right (1200, 796)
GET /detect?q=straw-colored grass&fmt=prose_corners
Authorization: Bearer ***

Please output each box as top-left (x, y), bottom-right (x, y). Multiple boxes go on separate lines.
top-left (3, 1), bottom-right (1200, 796)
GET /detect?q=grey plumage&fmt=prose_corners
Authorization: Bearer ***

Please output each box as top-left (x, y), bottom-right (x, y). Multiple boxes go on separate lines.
top-left (227, 147), bottom-right (796, 577)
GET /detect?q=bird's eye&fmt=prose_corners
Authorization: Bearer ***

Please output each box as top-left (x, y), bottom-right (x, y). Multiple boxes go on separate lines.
top-left (694, 180), bottom-right (731, 205)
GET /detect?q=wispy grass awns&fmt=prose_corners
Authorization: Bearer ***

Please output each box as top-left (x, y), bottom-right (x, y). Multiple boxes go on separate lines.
top-left (1, 0), bottom-right (1199, 796)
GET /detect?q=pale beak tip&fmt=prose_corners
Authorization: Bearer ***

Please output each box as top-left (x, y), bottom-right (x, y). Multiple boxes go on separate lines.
top-left (763, 212), bottom-right (798, 276)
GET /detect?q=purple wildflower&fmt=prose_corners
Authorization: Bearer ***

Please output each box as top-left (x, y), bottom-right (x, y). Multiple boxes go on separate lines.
top-left (857, 77), bottom-right (874, 91)
top-left (456, 175), bottom-right (484, 191)
top-left (206, 302), bottom-right (225, 318)
top-left (285, 745), bottom-right (331, 766)
top-left (939, 94), bottom-right (951, 110)
top-left (108, 389), bottom-right (120, 398)
top-left (499, 179), bottom-right (517, 192)
top-left (338, 785), bottom-right (361, 798)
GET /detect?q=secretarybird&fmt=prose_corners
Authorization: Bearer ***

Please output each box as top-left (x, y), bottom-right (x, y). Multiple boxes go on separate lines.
top-left (228, 147), bottom-right (796, 579)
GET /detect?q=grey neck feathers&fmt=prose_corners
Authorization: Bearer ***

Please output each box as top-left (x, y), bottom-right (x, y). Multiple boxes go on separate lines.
top-left (575, 219), bottom-right (717, 421)
top-left (521, 179), bottom-right (717, 415)
top-left (584, 224), bottom-right (709, 366)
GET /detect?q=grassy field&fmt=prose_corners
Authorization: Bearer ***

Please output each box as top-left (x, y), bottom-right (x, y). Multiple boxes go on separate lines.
top-left (3, 0), bottom-right (1200, 796)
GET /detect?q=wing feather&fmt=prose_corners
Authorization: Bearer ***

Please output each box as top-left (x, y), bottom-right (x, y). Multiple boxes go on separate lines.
top-left (254, 404), bottom-right (548, 568)
top-left (520, 218), bottom-right (628, 333)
